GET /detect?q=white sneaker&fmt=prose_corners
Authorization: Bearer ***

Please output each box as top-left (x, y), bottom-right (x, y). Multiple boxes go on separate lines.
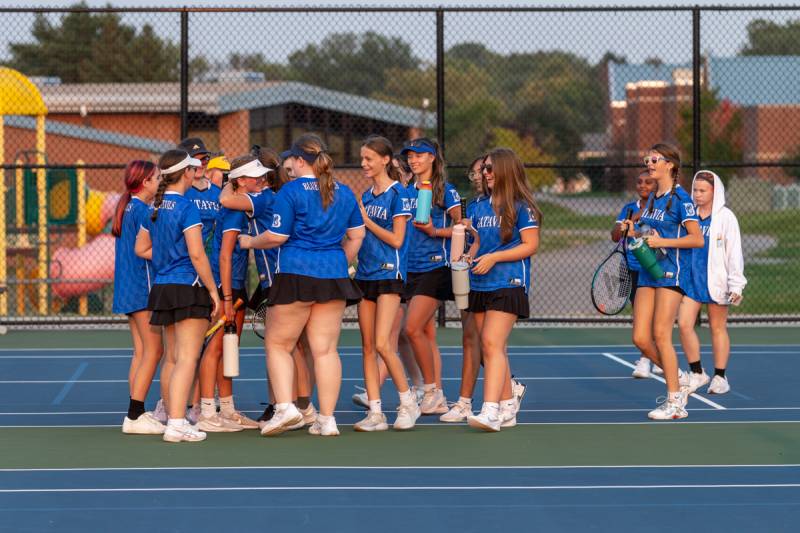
top-left (308, 416), bottom-right (340, 436)
top-left (153, 399), bottom-right (167, 424)
top-left (421, 388), bottom-right (448, 415)
top-left (500, 403), bottom-right (517, 428)
top-left (394, 401), bottom-right (420, 430)
top-left (467, 407), bottom-right (501, 432)
top-left (122, 412), bottom-right (166, 435)
top-left (301, 404), bottom-right (318, 425)
top-left (685, 370), bottom-right (710, 393)
top-left (652, 365), bottom-right (664, 375)
top-left (354, 411), bottom-right (389, 432)
top-left (707, 375), bottom-right (730, 394)
top-left (221, 410), bottom-right (259, 430)
top-left (351, 387), bottom-right (369, 409)
top-left (439, 400), bottom-right (472, 423)
top-left (186, 404), bottom-right (200, 425)
top-left (647, 397), bottom-right (688, 420)
top-left (632, 358), bottom-right (651, 378)
top-left (512, 378), bottom-right (527, 413)
top-left (259, 404), bottom-right (303, 436)
top-left (163, 422), bottom-right (207, 443)
top-left (197, 412), bottom-right (243, 433)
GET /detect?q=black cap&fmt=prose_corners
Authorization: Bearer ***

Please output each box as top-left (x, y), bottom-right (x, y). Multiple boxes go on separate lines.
top-left (177, 137), bottom-right (209, 157)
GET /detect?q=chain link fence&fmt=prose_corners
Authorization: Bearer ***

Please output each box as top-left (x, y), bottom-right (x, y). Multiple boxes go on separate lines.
top-left (1, 5), bottom-right (798, 326)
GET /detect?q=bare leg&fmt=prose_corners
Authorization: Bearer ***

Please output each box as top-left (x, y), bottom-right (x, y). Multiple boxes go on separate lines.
top-left (631, 287), bottom-right (662, 367)
top-left (708, 303), bottom-right (731, 370)
top-left (168, 318), bottom-right (209, 419)
top-left (678, 296), bottom-right (703, 366)
top-left (305, 301), bottom-right (347, 417)
top-left (404, 295), bottom-right (440, 385)
top-left (653, 288), bottom-right (685, 393)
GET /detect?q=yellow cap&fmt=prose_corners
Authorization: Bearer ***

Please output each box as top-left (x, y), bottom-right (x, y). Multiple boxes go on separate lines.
top-left (207, 156), bottom-right (230, 171)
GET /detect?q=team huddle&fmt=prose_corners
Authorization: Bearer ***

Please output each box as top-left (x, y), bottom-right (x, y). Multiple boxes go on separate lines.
top-left (112, 135), bottom-right (745, 443)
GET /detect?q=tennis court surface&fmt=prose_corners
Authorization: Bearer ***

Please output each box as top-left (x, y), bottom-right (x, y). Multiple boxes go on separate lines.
top-left (1, 327), bottom-right (798, 532)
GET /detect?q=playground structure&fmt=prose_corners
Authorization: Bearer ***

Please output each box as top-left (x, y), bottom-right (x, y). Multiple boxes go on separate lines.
top-left (1, 68), bottom-right (118, 318)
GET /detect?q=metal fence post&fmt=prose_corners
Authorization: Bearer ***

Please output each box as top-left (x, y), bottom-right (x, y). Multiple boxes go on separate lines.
top-left (180, 9), bottom-right (189, 141)
top-left (692, 6), bottom-right (701, 173)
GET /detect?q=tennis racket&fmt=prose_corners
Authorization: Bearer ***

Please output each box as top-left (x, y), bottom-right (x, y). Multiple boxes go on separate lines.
top-left (202, 297), bottom-right (244, 352)
top-left (251, 299), bottom-right (268, 339)
top-left (591, 208), bottom-right (634, 316)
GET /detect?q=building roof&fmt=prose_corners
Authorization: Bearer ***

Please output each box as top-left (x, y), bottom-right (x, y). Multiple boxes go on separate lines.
top-left (6, 115), bottom-right (173, 153)
top-left (608, 56), bottom-right (800, 106)
top-left (37, 80), bottom-right (435, 128)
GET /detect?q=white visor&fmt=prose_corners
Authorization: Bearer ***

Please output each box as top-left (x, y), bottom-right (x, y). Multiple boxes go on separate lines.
top-left (161, 154), bottom-right (202, 175)
top-left (229, 159), bottom-right (273, 180)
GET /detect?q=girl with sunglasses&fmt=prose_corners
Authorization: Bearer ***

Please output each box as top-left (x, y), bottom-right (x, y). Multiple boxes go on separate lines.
top-left (463, 148), bottom-right (541, 432)
top-left (401, 138), bottom-right (462, 416)
top-left (677, 170), bottom-right (746, 395)
top-left (621, 144), bottom-right (704, 420)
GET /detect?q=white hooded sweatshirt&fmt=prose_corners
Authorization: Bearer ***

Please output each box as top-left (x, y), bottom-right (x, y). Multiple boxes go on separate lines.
top-left (691, 171), bottom-right (747, 304)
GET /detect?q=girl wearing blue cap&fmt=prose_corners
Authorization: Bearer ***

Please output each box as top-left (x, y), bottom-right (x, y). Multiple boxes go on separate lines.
top-left (114, 161), bottom-right (165, 435)
top-left (463, 148), bottom-right (541, 432)
top-left (353, 135), bottom-right (419, 432)
top-left (133, 149), bottom-right (221, 442)
top-left (239, 134), bottom-right (365, 437)
top-left (401, 138), bottom-right (461, 416)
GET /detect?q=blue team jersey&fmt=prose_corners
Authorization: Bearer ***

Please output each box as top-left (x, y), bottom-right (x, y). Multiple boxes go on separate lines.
top-left (113, 197), bottom-right (153, 314)
top-left (140, 191), bottom-right (203, 286)
top-left (637, 185), bottom-right (699, 288)
top-left (464, 196), bottom-right (485, 251)
top-left (184, 182), bottom-right (220, 253)
top-left (356, 182), bottom-right (412, 281)
top-left (406, 181), bottom-right (461, 273)
top-left (469, 197), bottom-right (538, 292)
top-left (269, 176), bottom-right (364, 279)
top-left (210, 208), bottom-right (249, 290)
top-left (685, 214), bottom-right (712, 303)
top-left (615, 199), bottom-right (645, 272)
top-left (246, 189), bottom-right (278, 289)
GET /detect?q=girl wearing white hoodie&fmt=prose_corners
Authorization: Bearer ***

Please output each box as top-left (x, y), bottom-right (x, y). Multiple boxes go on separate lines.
top-left (678, 171), bottom-right (746, 395)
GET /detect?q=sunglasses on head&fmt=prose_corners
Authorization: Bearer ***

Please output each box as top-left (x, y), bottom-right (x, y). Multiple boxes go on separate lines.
top-left (643, 156), bottom-right (667, 165)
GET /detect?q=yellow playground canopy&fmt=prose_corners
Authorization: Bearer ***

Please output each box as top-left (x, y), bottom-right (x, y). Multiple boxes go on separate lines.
top-left (0, 67), bottom-right (48, 116)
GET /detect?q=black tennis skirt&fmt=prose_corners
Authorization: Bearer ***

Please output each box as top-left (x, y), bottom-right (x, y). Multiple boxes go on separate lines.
top-left (356, 278), bottom-right (405, 302)
top-left (467, 287), bottom-right (530, 319)
top-left (148, 283), bottom-right (212, 326)
top-left (403, 266), bottom-right (454, 302)
top-left (266, 273), bottom-right (362, 307)
top-left (217, 286), bottom-right (248, 309)
top-left (248, 283), bottom-right (270, 310)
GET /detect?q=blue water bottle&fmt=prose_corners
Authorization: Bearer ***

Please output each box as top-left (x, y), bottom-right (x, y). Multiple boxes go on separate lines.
top-left (415, 180), bottom-right (433, 224)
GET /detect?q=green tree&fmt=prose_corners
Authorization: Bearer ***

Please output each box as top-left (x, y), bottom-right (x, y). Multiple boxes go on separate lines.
top-left (288, 32), bottom-right (419, 96)
top-left (741, 19), bottom-right (800, 55)
top-left (227, 53), bottom-right (291, 81)
top-left (677, 88), bottom-right (743, 185)
top-left (6, 3), bottom-right (179, 82)
top-left (491, 127), bottom-right (558, 190)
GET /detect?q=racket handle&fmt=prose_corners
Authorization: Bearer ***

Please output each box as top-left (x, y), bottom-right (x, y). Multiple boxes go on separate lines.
top-left (205, 298), bottom-right (244, 338)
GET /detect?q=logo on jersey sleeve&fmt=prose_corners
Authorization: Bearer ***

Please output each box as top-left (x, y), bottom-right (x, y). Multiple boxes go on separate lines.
top-left (272, 214), bottom-right (282, 228)
top-left (450, 189), bottom-right (461, 202)
top-left (402, 198), bottom-right (412, 212)
top-left (684, 203), bottom-right (696, 217)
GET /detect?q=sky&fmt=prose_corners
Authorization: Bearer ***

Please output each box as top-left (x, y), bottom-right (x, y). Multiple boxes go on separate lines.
top-left (0, 1), bottom-right (798, 68)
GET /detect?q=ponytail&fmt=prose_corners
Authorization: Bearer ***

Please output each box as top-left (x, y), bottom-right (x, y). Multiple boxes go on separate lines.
top-left (152, 149), bottom-right (191, 222)
top-left (150, 179), bottom-right (170, 222)
top-left (112, 160), bottom-right (157, 237)
top-left (295, 133), bottom-right (335, 210)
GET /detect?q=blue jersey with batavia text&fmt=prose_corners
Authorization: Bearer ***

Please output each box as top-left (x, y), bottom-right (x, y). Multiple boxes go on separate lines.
top-left (468, 198), bottom-right (538, 292)
top-left (210, 208), bottom-right (249, 290)
top-left (356, 181), bottom-right (412, 281)
top-left (269, 176), bottom-right (364, 279)
top-left (406, 181), bottom-right (461, 273)
top-left (247, 189), bottom-right (278, 288)
top-left (637, 185), bottom-right (698, 288)
top-left (113, 197), bottom-right (153, 314)
top-left (184, 182), bottom-right (220, 252)
top-left (140, 191), bottom-right (203, 286)
top-left (685, 214), bottom-right (712, 303)
top-left (616, 199), bottom-right (645, 272)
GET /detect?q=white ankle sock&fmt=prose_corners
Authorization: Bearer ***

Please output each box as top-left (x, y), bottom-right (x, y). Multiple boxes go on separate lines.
top-left (369, 399), bottom-right (382, 414)
top-left (200, 398), bottom-right (216, 418)
top-left (168, 417), bottom-right (187, 427)
top-left (668, 391), bottom-right (683, 402)
top-left (459, 396), bottom-right (472, 405)
top-left (501, 399), bottom-right (516, 411)
top-left (423, 383), bottom-right (435, 393)
top-left (219, 395), bottom-right (235, 416)
top-left (398, 389), bottom-right (414, 404)
top-left (482, 402), bottom-right (500, 416)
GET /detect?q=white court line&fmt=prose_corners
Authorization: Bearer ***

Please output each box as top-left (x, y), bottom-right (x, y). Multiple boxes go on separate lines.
top-left (0, 376), bottom-right (630, 384)
top-left (601, 352), bottom-right (726, 410)
top-left (3, 464), bottom-right (799, 472)
top-left (2, 420), bottom-right (798, 428)
top-left (1, 483), bottom-right (799, 494)
top-left (3, 407), bottom-right (800, 416)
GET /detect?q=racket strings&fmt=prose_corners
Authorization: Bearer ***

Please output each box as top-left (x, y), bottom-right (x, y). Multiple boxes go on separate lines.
top-left (251, 301), bottom-right (268, 339)
top-left (592, 252), bottom-right (632, 315)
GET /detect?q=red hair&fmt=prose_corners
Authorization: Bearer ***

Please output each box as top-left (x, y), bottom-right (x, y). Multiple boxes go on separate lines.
top-left (111, 160), bottom-right (157, 237)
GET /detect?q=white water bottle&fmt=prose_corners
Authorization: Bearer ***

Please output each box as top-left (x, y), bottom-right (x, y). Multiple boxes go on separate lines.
top-left (450, 223), bottom-right (466, 262)
top-left (451, 261), bottom-right (470, 310)
top-left (222, 324), bottom-right (239, 378)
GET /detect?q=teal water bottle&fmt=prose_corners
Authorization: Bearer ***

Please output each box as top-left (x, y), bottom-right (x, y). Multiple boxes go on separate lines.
top-left (628, 237), bottom-right (665, 279)
top-left (415, 180), bottom-right (433, 224)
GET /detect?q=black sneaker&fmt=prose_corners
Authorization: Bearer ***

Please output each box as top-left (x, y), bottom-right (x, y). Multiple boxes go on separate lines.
top-left (257, 403), bottom-right (275, 422)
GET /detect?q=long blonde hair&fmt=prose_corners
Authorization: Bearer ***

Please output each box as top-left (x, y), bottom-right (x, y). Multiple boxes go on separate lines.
top-left (488, 147), bottom-right (543, 243)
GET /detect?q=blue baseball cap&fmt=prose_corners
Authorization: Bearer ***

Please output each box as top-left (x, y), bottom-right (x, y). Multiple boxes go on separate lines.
top-left (280, 144), bottom-right (319, 164)
top-left (400, 138), bottom-right (437, 156)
